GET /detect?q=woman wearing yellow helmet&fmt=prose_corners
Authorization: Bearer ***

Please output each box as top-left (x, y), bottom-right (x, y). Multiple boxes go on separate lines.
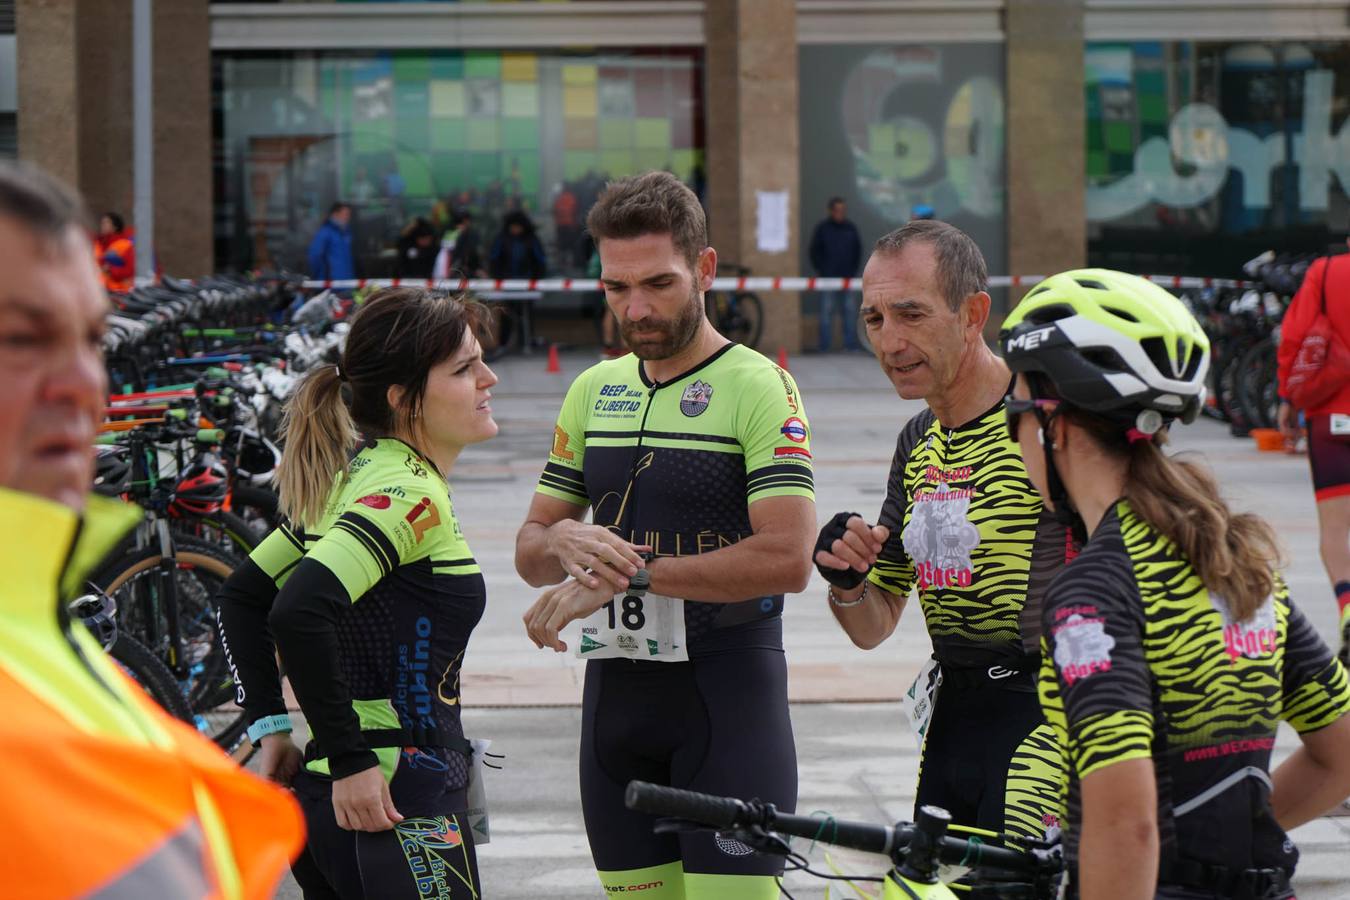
top-left (1000, 269), bottom-right (1350, 900)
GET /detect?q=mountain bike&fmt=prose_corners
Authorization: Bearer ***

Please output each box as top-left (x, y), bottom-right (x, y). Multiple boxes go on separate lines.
top-left (626, 781), bottom-right (1062, 899)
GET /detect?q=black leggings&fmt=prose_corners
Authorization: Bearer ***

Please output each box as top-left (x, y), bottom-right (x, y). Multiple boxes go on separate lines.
top-left (579, 648), bottom-right (797, 877)
top-left (290, 750), bottom-right (480, 900)
top-left (916, 671), bottom-right (1060, 839)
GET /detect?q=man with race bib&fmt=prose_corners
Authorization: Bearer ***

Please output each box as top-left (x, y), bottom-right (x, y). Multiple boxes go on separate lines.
top-left (516, 171), bottom-right (816, 899)
top-left (815, 221), bottom-right (1069, 844)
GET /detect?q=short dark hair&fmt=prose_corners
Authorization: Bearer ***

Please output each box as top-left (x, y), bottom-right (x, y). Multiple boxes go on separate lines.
top-left (0, 160), bottom-right (91, 248)
top-left (103, 211), bottom-right (125, 232)
top-left (328, 201), bottom-right (351, 217)
top-left (828, 197), bottom-right (845, 208)
top-left (873, 220), bottom-right (988, 312)
top-left (585, 171), bottom-right (707, 272)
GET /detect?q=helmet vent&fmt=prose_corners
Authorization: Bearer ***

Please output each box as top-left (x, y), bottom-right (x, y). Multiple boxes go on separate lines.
top-left (1074, 278), bottom-right (1109, 290)
top-left (1140, 337), bottom-right (1177, 378)
top-left (1100, 305), bottom-right (1139, 323)
top-left (1083, 347), bottom-right (1128, 373)
top-left (1026, 303), bottom-right (1075, 325)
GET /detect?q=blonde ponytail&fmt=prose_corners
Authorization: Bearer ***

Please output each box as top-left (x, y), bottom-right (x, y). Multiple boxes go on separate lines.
top-left (275, 365), bottom-right (356, 529)
top-left (1124, 441), bottom-right (1282, 622)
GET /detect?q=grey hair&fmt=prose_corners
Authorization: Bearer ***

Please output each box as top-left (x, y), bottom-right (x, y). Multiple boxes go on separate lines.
top-left (0, 159), bottom-right (91, 249)
top-left (873, 220), bottom-right (988, 312)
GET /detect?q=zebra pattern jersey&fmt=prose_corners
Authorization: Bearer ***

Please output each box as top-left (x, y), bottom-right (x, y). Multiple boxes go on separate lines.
top-left (868, 398), bottom-right (1074, 669)
top-left (1039, 499), bottom-right (1350, 877)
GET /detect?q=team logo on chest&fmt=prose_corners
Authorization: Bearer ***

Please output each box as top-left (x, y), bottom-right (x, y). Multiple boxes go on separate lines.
top-left (1211, 594), bottom-right (1278, 662)
top-left (680, 380), bottom-right (714, 417)
top-left (903, 462), bottom-right (980, 590)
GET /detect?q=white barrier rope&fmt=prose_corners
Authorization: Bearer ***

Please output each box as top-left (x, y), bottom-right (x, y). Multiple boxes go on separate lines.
top-left (299, 274), bottom-right (1252, 294)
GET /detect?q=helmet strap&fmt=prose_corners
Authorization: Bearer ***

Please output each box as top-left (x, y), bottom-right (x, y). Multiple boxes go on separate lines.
top-left (1039, 411), bottom-right (1088, 545)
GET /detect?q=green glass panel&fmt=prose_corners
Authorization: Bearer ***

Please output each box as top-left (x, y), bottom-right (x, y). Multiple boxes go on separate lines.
top-left (429, 51), bottom-right (464, 81)
top-left (670, 149), bottom-right (696, 179)
top-left (635, 149), bottom-right (670, 172)
top-left (502, 82), bottom-right (539, 117)
top-left (600, 149), bottom-right (635, 176)
top-left (395, 82), bottom-right (429, 120)
top-left (467, 119), bottom-right (501, 151)
top-left (393, 51), bottom-right (430, 84)
top-left (432, 151), bottom-right (468, 189)
top-left (634, 118), bottom-right (671, 150)
top-left (397, 152), bottom-right (435, 196)
top-left (1104, 121), bottom-right (1133, 153)
top-left (564, 151), bottom-right (598, 180)
top-left (501, 117), bottom-right (539, 151)
top-left (1137, 93), bottom-right (1167, 123)
top-left (431, 118), bottom-right (468, 151)
top-left (1135, 70), bottom-right (1165, 95)
top-left (465, 51), bottom-right (501, 79)
top-left (398, 117), bottom-right (430, 152)
top-left (599, 119), bottom-right (632, 147)
top-left (1086, 149), bottom-right (1108, 178)
top-left (468, 152), bottom-right (499, 187)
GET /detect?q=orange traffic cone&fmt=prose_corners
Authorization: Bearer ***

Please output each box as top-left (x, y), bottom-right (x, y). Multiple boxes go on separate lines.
top-left (777, 346), bottom-right (789, 371)
top-left (546, 343), bottom-right (562, 374)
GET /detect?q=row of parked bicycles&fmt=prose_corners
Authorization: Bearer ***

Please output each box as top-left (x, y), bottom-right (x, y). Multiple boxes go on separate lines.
top-left (1182, 250), bottom-right (1316, 437)
top-left (80, 273), bottom-right (348, 761)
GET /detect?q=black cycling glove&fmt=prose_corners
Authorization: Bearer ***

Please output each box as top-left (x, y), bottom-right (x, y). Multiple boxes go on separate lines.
top-left (814, 511), bottom-right (868, 589)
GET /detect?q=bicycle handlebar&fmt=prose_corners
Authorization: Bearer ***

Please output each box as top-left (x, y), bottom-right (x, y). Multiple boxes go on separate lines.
top-left (625, 781), bottom-right (1049, 877)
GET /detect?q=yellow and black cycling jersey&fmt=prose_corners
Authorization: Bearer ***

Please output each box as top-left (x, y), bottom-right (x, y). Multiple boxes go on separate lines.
top-left (219, 437), bottom-right (485, 781)
top-left (535, 342), bottom-right (813, 655)
top-left (869, 397), bottom-right (1074, 670)
top-left (1040, 499), bottom-right (1350, 878)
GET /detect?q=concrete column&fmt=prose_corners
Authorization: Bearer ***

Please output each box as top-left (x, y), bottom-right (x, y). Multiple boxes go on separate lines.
top-left (1006, 0), bottom-right (1086, 308)
top-left (703, 0), bottom-right (800, 353)
top-left (152, 0), bottom-right (212, 276)
top-left (15, 0), bottom-right (81, 187)
top-left (16, 0), bottom-right (212, 275)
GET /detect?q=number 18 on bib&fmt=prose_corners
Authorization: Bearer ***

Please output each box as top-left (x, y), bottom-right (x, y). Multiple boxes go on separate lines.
top-left (574, 569), bottom-right (688, 661)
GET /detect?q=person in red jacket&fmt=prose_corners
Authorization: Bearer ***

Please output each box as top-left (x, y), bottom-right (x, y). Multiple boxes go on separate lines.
top-left (1279, 236), bottom-right (1350, 665)
top-left (94, 211), bottom-right (136, 293)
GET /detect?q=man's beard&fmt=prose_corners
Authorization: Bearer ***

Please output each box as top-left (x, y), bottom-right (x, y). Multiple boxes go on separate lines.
top-left (620, 284), bottom-right (704, 360)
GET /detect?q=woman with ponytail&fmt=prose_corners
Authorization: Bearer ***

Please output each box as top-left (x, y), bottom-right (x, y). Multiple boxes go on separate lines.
top-left (1000, 270), bottom-right (1350, 900)
top-left (217, 287), bottom-right (499, 899)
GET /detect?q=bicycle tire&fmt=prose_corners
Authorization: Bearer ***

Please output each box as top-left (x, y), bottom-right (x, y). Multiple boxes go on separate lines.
top-left (232, 483), bottom-right (281, 533)
top-left (735, 292), bottom-right (763, 348)
top-left (89, 537), bottom-right (248, 749)
top-left (1235, 339), bottom-right (1279, 430)
top-left (108, 633), bottom-right (195, 725)
top-left (173, 509), bottom-right (261, 558)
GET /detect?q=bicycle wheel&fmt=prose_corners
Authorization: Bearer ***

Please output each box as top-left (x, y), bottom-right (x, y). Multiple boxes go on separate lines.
top-left (173, 509), bottom-right (261, 558)
top-left (89, 536), bottom-right (247, 749)
top-left (108, 633), bottom-right (195, 725)
top-left (1236, 339), bottom-right (1279, 430)
top-left (232, 483), bottom-right (281, 534)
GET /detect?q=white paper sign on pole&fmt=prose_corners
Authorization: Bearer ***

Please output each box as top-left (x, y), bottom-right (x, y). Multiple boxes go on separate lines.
top-left (755, 190), bottom-right (789, 253)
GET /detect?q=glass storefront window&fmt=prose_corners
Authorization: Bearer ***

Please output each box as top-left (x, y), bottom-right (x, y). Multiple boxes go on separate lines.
top-left (214, 48), bottom-right (704, 276)
top-left (798, 44), bottom-right (1007, 297)
top-left (1086, 41), bottom-right (1350, 274)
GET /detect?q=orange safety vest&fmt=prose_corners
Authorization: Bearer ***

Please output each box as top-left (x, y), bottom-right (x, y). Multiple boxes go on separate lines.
top-left (95, 232), bottom-right (136, 293)
top-left (0, 489), bottom-right (305, 898)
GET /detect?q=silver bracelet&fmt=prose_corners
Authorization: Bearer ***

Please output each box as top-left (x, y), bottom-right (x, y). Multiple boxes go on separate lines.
top-left (828, 581), bottom-right (869, 608)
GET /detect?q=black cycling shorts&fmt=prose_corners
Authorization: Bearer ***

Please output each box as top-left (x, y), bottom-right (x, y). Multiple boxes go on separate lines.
top-left (916, 666), bottom-right (1061, 840)
top-left (290, 747), bottom-right (480, 900)
top-left (579, 645), bottom-right (797, 877)
top-left (1308, 414), bottom-right (1350, 502)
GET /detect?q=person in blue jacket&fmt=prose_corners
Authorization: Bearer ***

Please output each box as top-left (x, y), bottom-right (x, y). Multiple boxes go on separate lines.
top-left (808, 197), bottom-right (863, 352)
top-left (307, 202), bottom-right (355, 281)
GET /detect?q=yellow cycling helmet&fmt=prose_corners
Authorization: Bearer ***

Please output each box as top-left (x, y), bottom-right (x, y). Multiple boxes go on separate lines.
top-left (1000, 269), bottom-right (1210, 430)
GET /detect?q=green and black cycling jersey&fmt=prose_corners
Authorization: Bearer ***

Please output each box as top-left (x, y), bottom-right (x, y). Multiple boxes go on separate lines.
top-left (218, 438), bottom-right (485, 780)
top-left (868, 397), bottom-right (1073, 670)
top-left (1039, 499), bottom-right (1350, 878)
top-left (534, 343), bottom-right (814, 654)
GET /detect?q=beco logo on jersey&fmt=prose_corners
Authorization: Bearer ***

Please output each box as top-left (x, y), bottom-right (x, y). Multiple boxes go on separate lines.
top-left (1212, 594), bottom-right (1279, 663)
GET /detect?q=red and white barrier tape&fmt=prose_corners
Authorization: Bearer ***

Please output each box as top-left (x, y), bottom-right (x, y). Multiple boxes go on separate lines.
top-left (300, 274), bottom-right (1252, 293)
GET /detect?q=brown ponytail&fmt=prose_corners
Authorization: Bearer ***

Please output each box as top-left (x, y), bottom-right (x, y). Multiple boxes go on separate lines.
top-left (1122, 440), bottom-right (1281, 622)
top-left (275, 364), bottom-right (357, 529)
top-left (274, 287), bottom-right (488, 529)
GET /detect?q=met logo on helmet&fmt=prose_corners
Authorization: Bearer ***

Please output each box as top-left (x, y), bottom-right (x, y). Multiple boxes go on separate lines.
top-left (1006, 325), bottom-right (1057, 353)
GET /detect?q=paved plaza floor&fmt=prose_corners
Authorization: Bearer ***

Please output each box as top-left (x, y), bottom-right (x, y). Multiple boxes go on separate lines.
top-left (273, 349), bottom-right (1348, 899)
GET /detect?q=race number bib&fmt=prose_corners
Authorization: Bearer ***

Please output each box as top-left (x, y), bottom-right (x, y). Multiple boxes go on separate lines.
top-left (574, 588), bottom-right (688, 662)
top-left (901, 658), bottom-right (943, 748)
